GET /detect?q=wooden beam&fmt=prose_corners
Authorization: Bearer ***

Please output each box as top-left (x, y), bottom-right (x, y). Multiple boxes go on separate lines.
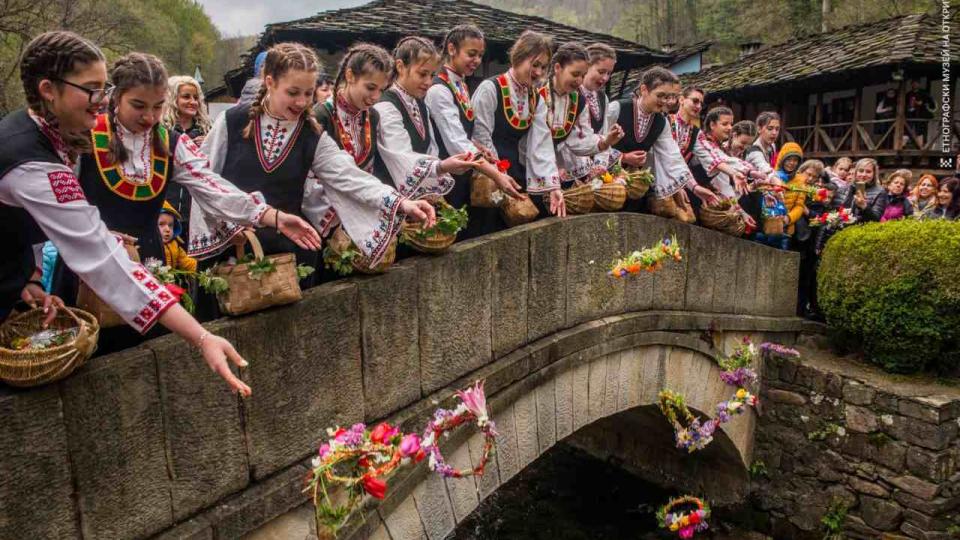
top-left (852, 86), bottom-right (862, 153)
top-left (894, 76), bottom-right (906, 151)
top-left (814, 93), bottom-right (823, 153)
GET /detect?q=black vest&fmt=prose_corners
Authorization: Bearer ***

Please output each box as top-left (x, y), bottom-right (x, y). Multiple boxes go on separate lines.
top-left (315, 101), bottom-right (382, 178)
top-left (614, 97), bottom-right (667, 154)
top-left (545, 89), bottom-right (586, 146)
top-left (0, 110), bottom-right (62, 307)
top-left (485, 74), bottom-right (538, 185)
top-left (430, 75), bottom-right (475, 159)
top-left (372, 89), bottom-right (431, 187)
top-left (78, 118), bottom-right (179, 261)
top-left (587, 91), bottom-right (608, 134)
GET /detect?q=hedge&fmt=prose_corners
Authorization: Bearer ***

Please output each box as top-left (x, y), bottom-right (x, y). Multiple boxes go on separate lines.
top-left (817, 219), bottom-right (960, 374)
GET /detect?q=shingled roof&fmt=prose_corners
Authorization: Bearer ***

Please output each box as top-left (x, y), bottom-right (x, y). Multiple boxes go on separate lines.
top-left (223, 0), bottom-right (670, 94)
top-left (682, 11), bottom-right (959, 97)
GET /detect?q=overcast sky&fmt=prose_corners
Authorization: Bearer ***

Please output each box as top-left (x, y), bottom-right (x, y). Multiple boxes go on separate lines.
top-left (196, 0), bottom-right (367, 36)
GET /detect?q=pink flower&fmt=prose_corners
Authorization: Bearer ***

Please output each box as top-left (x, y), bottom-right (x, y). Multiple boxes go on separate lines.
top-left (370, 422), bottom-right (399, 445)
top-left (399, 433), bottom-right (421, 458)
top-left (456, 380), bottom-right (489, 420)
top-left (679, 525), bottom-right (695, 539)
top-left (318, 443), bottom-right (331, 459)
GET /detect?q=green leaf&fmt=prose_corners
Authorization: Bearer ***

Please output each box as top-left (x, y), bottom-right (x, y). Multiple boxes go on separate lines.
top-left (296, 264), bottom-right (316, 280)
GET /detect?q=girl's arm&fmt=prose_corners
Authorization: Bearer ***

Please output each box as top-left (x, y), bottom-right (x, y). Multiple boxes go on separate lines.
top-left (471, 80), bottom-right (499, 160)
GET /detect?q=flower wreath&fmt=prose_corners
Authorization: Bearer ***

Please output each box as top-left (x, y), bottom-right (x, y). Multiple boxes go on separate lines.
top-left (608, 236), bottom-right (682, 278)
top-left (657, 495), bottom-right (711, 538)
top-left (305, 422), bottom-right (424, 535)
top-left (421, 380), bottom-right (498, 479)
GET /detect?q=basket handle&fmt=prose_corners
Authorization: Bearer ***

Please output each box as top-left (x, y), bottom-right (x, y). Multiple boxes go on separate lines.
top-left (233, 229), bottom-right (266, 261)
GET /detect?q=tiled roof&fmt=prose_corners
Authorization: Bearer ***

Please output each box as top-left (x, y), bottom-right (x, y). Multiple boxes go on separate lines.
top-left (681, 11), bottom-right (959, 95)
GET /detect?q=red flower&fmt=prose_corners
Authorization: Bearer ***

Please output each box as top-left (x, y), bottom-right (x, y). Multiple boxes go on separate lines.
top-left (496, 159), bottom-right (511, 173)
top-left (164, 283), bottom-right (185, 302)
top-left (361, 476), bottom-right (387, 499)
top-left (370, 422), bottom-right (398, 445)
top-left (414, 448), bottom-right (426, 463)
top-left (689, 512), bottom-right (701, 525)
top-left (840, 214), bottom-right (849, 222)
top-left (819, 214), bottom-right (828, 224)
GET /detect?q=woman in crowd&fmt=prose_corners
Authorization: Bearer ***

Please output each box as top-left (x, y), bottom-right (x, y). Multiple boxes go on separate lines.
top-left (162, 74), bottom-right (214, 232)
top-left (826, 156), bottom-right (852, 190)
top-left (930, 177), bottom-right (960, 219)
top-left (839, 158), bottom-right (888, 222)
top-left (725, 120), bottom-right (757, 160)
top-left (576, 43), bottom-right (622, 175)
top-left (909, 173), bottom-right (939, 218)
top-left (880, 169), bottom-right (914, 222)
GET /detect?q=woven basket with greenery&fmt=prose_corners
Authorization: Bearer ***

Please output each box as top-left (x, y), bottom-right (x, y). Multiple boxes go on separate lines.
top-left (213, 230), bottom-right (303, 316)
top-left (0, 307), bottom-right (99, 387)
top-left (400, 199), bottom-right (468, 254)
top-left (563, 182), bottom-right (595, 215)
top-left (324, 226), bottom-right (397, 276)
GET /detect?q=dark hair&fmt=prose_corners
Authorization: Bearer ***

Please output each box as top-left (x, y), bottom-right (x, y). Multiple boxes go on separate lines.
top-left (585, 43), bottom-right (616, 64)
top-left (682, 86), bottom-right (704, 98)
top-left (245, 42), bottom-right (323, 139)
top-left (20, 30), bottom-right (105, 154)
top-left (393, 36), bottom-right (439, 82)
top-left (703, 106), bottom-right (733, 134)
top-left (938, 177), bottom-right (960, 216)
top-left (108, 53), bottom-right (169, 163)
top-left (441, 24), bottom-right (484, 62)
top-left (509, 30), bottom-right (552, 66)
top-left (756, 111), bottom-right (781, 128)
top-left (552, 42), bottom-right (589, 68)
top-left (732, 119), bottom-right (757, 138)
top-left (332, 42), bottom-right (393, 122)
top-left (636, 66), bottom-right (679, 94)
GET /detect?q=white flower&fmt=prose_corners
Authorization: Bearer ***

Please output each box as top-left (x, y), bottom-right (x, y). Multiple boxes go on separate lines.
top-left (428, 453), bottom-right (438, 471)
top-left (490, 190), bottom-right (504, 206)
top-left (836, 427), bottom-right (846, 437)
top-left (800, 415), bottom-right (809, 423)
top-left (589, 260), bottom-right (595, 265)
top-left (311, 456), bottom-right (321, 468)
top-left (811, 393), bottom-right (824, 405)
top-left (881, 414), bottom-right (894, 426)
top-left (591, 178), bottom-right (603, 190)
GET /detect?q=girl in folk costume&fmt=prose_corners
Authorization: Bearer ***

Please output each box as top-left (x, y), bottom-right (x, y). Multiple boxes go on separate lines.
top-left (0, 31), bottom-right (252, 396)
top-left (577, 43), bottom-right (622, 174)
top-left (612, 67), bottom-right (718, 222)
top-left (473, 30), bottom-right (567, 221)
top-left (745, 111), bottom-right (780, 174)
top-left (162, 75), bottom-right (213, 231)
top-left (543, 42), bottom-right (624, 183)
top-left (425, 24), bottom-right (521, 235)
top-left (371, 36), bottom-right (475, 201)
top-left (194, 43), bottom-right (435, 272)
top-left (725, 120), bottom-right (758, 160)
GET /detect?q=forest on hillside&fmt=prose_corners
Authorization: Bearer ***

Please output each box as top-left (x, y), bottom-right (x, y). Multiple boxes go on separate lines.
top-left (0, 0), bottom-right (252, 113)
top-left (482, 0), bottom-right (937, 62)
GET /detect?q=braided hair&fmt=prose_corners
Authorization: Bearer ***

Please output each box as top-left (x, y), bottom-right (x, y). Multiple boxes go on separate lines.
top-left (548, 42), bottom-right (588, 92)
top-left (107, 53), bottom-right (169, 164)
top-left (331, 42), bottom-right (393, 120)
top-left (20, 30), bottom-right (105, 154)
top-left (243, 42), bottom-right (323, 139)
top-left (440, 24), bottom-right (484, 63)
top-left (392, 36), bottom-right (439, 83)
top-left (703, 106), bottom-right (733, 138)
top-left (585, 43), bottom-right (616, 65)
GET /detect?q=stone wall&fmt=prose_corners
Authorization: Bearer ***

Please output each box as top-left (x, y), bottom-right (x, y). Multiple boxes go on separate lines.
top-left (0, 213), bottom-right (800, 540)
top-left (752, 345), bottom-right (960, 539)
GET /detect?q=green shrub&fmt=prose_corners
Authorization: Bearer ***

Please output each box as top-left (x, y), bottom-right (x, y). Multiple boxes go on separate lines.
top-left (817, 220), bottom-right (960, 374)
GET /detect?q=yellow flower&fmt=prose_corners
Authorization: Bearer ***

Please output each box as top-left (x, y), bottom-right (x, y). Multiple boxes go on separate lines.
top-left (736, 388), bottom-right (747, 399)
top-left (602, 172), bottom-right (613, 184)
top-left (670, 523), bottom-right (679, 531)
top-left (680, 516), bottom-right (690, 527)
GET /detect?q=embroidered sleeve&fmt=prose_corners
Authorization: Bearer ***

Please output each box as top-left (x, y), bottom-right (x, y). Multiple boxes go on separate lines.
top-left (649, 124), bottom-right (695, 199)
top-left (199, 113), bottom-right (228, 174)
top-left (425, 84), bottom-right (479, 156)
top-left (0, 162), bottom-right (176, 333)
top-left (693, 130), bottom-right (726, 175)
top-left (301, 172), bottom-right (339, 237)
top-left (471, 80), bottom-right (499, 159)
top-left (745, 147), bottom-right (773, 175)
top-left (373, 101), bottom-right (452, 200)
top-left (523, 97), bottom-right (561, 193)
top-left (308, 132), bottom-right (405, 267)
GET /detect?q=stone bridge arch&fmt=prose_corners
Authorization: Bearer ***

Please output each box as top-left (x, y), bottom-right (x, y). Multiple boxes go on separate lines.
top-left (0, 213), bottom-right (801, 540)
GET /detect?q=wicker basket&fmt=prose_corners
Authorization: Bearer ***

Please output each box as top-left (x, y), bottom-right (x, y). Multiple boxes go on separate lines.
top-left (400, 200), bottom-right (459, 254)
top-left (593, 182), bottom-right (627, 212)
top-left (213, 230), bottom-right (302, 316)
top-left (0, 307), bottom-right (98, 387)
top-left (563, 182), bottom-right (595, 215)
top-left (649, 193), bottom-right (697, 224)
top-left (470, 170), bottom-right (500, 208)
top-left (624, 168), bottom-right (654, 200)
top-left (762, 216), bottom-right (785, 236)
top-left (700, 204), bottom-right (746, 236)
top-left (328, 226), bottom-right (397, 274)
top-left (501, 194), bottom-right (539, 227)
top-left (76, 238), bottom-right (140, 328)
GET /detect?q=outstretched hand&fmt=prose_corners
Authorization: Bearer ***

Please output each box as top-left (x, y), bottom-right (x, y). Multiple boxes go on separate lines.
top-left (200, 334), bottom-right (252, 397)
top-left (549, 189), bottom-right (566, 217)
top-left (277, 211), bottom-right (322, 250)
top-left (400, 199), bottom-right (437, 229)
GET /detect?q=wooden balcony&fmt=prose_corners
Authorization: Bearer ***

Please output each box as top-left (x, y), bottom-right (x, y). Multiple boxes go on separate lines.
top-left (782, 116), bottom-right (959, 163)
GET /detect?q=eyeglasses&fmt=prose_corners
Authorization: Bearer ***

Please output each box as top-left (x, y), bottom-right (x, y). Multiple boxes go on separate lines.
top-left (52, 78), bottom-right (114, 104)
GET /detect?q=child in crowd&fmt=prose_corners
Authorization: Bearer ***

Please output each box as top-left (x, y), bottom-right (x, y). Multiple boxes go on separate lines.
top-left (159, 202), bottom-right (197, 272)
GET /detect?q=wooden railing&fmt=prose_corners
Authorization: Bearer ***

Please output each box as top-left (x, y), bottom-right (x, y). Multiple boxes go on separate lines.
top-left (782, 117), bottom-right (958, 158)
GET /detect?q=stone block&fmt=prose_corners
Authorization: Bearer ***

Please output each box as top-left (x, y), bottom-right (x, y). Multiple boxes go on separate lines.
top-left (236, 283), bottom-right (364, 479)
top-left (617, 347), bottom-right (643, 411)
top-left (526, 220), bottom-right (567, 342)
top-left (418, 243), bottom-right (493, 394)
top-left (146, 322), bottom-right (248, 520)
top-left (487, 229), bottom-right (530, 357)
top-left (898, 399), bottom-right (943, 424)
top-left (153, 516), bottom-right (213, 540)
top-left (768, 389), bottom-right (807, 406)
top-left (443, 444), bottom-right (479, 522)
top-left (466, 431), bottom-right (499, 500)
top-left (412, 472), bottom-right (455, 540)
top-left (683, 225), bottom-right (718, 313)
top-left (849, 477), bottom-right (890, 498)
top-left (843, 380), bottom-right (876, 406)
top-left (602, 352), bottom-right (620, 417)
top-left (732, 242), bottom-right (760, 315)
top-left (906, 446), bottom-right (956, 483)
top-left (887, 415), bottom-right (957, 451)
top-left (587, 355), bottom-right (608, 422)
top-left (860, 496), bottom-right (904, 532)
top-left (753, 246), bottom-right (778, 316)
top-left (61, 345), bottom-right (172, 540)
top-left (357, 261), bottom-right (421, 421)
top-left (649, 219), bottom-right (690, 311)
top-left (490, 404), bottom-right (520, 483)
top-left (887, 475), bottom-right (941, 501)
top-left (710, 232), bottom-right (741, 313)
top-left (571, 361), bottom-right (590, 431)
top-left (565, 214), bottom-right (625, 326)
top-left (207, 465), bottom-right (308, 540)
top-left (382, 495), bottom-right (427, 540)
top-left (0, 386), bottom-right (78, 539)
top-left (554, 368), bottom-right (574, 439)
top-left (513, 391), bottom-right (540, 468)
top-left (535, 379), bottom-right (556, 452)
top-left (845, 404), bottom-right (879, 433)
top-left (773, 250), bottom-right (800, 317)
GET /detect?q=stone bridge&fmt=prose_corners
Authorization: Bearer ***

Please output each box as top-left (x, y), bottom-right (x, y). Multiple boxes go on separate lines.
top-left (0, 213), bottom-right (802, 540)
